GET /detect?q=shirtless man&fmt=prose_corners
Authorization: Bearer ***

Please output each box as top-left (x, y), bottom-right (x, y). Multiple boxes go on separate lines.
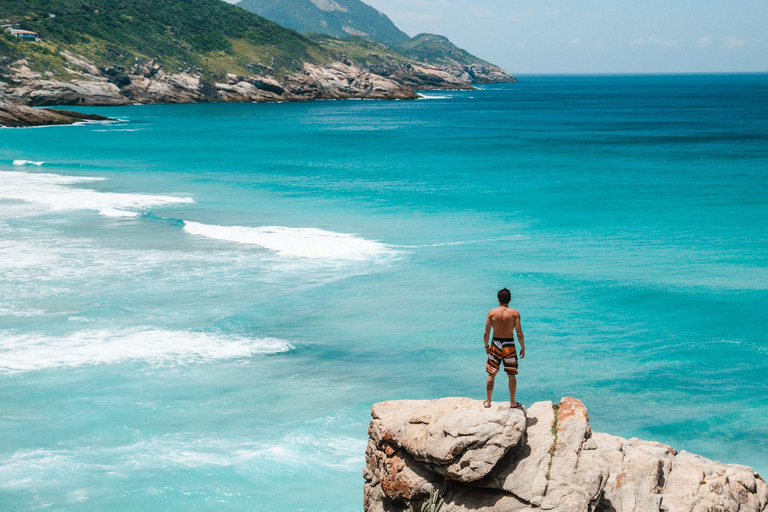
top-left (483, 288), bottom-right (525, 408)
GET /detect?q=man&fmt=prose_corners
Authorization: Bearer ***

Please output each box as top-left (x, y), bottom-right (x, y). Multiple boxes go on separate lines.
top-left (484, 288), bottom-right (525, 408)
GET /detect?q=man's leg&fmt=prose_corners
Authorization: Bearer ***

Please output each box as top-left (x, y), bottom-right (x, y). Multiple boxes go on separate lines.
top-left (484, 373), bottom-right (496, 407)
top-left (507, 373), bottom-right (517, 406)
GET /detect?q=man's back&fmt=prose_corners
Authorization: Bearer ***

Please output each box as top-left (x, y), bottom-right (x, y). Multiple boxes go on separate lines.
top-left (483, 288), bottom-right (525, 408)
top-left (488, 306), bottom-right (519, 339)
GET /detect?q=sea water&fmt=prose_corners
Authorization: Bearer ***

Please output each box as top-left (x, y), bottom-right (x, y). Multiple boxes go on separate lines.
top-left (1, 75), bottom-right (767, 511)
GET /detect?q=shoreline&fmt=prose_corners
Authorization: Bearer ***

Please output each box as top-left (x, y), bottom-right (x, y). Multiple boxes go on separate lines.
top-left (0, 54), bottom-right (514, 127)
top-left (0, 85), bottom-right (483, 128)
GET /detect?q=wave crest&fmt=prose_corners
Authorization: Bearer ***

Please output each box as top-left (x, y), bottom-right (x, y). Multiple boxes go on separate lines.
top-left (0, 329), bottom-right (293, 374)
top-left (183, 221), bottom-right (395, 261)
top-left (0, 170), bottom-right (193, 216)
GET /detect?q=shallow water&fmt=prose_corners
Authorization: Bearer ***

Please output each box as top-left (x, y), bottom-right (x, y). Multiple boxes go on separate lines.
top-left (1, 75), bottom-right (767, 510)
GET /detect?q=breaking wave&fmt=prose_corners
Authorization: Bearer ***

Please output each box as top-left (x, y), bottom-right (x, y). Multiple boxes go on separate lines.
top-left (183, 221), bottom-right (396, 261)
top-left (1, 170), bottom-right (396, 262)
top-left (0, 170), bottom-right (193, 216)
top-left (0, 329), bottom-right (293, 374)
top-left (417, 94), bottom-right (451, 100)
top-left (12, 160), bottom-right (45, 166)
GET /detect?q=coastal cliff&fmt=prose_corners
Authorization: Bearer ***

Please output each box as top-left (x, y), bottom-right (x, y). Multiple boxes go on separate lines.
top-left (0, 0), bottom-right (482, 126)
top-left (364, 397), bottom-right (768, 512)
top-left (2, 58), bottom-right (418, 109)
top-left (0, 55), bottom-right (431, 126)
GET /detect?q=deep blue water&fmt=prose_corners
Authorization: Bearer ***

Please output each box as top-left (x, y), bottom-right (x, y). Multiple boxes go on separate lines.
top-left (1, 75), bottom-right (767, 511)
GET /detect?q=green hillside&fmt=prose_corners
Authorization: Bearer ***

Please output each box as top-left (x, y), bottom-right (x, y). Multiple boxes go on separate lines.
top-left (236, 0), bottom-right (409, 47)
top-left (398, 33), bottom-right (499, 70)
top-left (232, 1), bottom-right (513, 82)
top-left (0, 0), bottom-right (326, 78)
top-left (307, 34), bottom-right (408, 65)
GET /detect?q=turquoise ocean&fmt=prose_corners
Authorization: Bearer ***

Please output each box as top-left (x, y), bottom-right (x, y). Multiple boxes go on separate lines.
top-left (1, 75), bottom-right (767, 510)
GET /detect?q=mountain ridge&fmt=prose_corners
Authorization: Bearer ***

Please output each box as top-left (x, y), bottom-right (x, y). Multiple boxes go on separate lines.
top-left (397, 33), bottom-right (516, 84)
top-left (236, 0), bottom-right (409, 47)
top-left (235, 0), bottom-right (515, 84)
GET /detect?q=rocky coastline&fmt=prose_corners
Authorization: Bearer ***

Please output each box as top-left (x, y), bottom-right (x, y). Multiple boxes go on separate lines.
top-left (364, 397), bottom-right (768, 512)
top-left (0, 52), bottom-right (477, 127)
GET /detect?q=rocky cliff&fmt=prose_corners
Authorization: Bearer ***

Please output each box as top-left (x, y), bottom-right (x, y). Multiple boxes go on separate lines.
top-left (1, 57), bottom-right (417, 108)
top-left (0, 0), bottom-right (475, 126)
top-left (364, 397), bottom-right (768, 512)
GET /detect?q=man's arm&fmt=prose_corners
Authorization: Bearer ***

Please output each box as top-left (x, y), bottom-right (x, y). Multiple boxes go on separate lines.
top-left (484, 312), bottom-right (492, 354)
top-left (516, 313), bottom-right (525, 358)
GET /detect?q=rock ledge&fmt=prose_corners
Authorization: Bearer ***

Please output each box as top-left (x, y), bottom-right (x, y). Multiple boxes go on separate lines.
top-left (364, 397), bottom-right (768, 512)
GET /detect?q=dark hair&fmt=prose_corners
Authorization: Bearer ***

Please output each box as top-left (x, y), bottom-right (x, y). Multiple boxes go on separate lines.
top-left (497, 288), bottom-right (511, 305)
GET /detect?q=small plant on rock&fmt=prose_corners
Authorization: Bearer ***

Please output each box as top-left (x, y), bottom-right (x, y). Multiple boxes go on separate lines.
top-left (422, 482), bottom-right (446, 512)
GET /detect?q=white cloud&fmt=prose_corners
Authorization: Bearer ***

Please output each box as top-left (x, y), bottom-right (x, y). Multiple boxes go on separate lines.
top-left (569, 37), bottom-right (582, 46)
top-left (722, 35), bottom-right (747, 50)
top-left (696, 36), bottom-right (711, 47)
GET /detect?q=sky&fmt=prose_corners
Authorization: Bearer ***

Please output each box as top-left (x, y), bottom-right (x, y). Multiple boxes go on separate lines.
top-left (363, 0), bottom-right (768, 74)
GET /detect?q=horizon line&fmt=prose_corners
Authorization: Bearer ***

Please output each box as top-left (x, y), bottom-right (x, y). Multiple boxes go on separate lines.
top-left (509, 71), bottom-right (768, 77)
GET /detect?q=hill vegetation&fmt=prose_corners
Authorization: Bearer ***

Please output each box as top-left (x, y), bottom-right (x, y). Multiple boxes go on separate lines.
top-left (0, 0), bottom-right (324, 78)
top-left (236, 0), bottom-right (409, 47)
top-left (395, 33), bottom-right (515, 83)
top-left (397, 33), bottom-right (495, 70)
top-left (234, 0), bottom-right (514, 83)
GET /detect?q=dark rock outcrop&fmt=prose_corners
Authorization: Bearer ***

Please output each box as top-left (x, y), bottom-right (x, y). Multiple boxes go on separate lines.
top-left (0, 100), bottom-right (111, 127)
top-left (364, 397), bottom-right (768, 512)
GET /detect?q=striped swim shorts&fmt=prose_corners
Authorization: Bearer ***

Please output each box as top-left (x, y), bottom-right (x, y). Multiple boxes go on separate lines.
top-left (486, 337), bottom-right (518, 376)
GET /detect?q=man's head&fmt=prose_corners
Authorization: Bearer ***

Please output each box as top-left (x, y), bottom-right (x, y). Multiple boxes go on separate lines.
top-left (497, 288), bottom-right (511, 306)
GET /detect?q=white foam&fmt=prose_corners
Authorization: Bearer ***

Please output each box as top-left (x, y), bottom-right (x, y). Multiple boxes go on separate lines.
top-left (0, 431), bottom-right (364, 492)
top-left (0, 304), bottom-right (46, 317)
top-left (0, 329), bottom-right (293, 374)
top-left (93, 128), bottom-right (144, 132)
top-left (12, 160), bottom-right (44, 166)
top-left (0, 171), bottom-right (398, 262)
top-left (98, 208), bottom-right (140, 218)
top-left (397, 234), bottom-right (529, 248)
top-left (0, 170), bottom-right (193, 217)
top-left (183, 221), bottom-right (395, 261)
top-left (118, 431), bottom-right (365, 471)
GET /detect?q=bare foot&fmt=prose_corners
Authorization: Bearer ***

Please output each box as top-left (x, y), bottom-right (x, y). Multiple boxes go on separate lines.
top-left (483, 400), bottom-right (492, 408)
